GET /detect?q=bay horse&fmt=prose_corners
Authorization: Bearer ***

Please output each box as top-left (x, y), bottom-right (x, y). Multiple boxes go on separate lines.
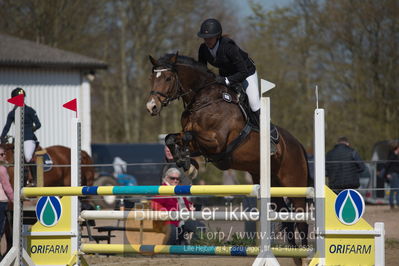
top-left (145, 52), bottom-right (311, 250)
top-left (1, 144), bottom-right (94, 187)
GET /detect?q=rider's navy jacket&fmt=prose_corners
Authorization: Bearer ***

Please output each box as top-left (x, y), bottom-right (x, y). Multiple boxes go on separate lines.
top-left (1, 105), bottom-right (41, 141)
top-left (198, 36), bottom-right (256, 84)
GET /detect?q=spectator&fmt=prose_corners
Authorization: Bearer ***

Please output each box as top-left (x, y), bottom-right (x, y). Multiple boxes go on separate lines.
top-left (326, 137), bottom-right (366, 194)
top-left (376, 162), bottom-right (387, 199)
top-left (0, 145), bottom-right (13, 252)
top-left (112, 157), bottom-right (137, 186)
top-left (384, 144), bottom-right (399, 209)
top-left (151, 168), bottom-right (204, 244)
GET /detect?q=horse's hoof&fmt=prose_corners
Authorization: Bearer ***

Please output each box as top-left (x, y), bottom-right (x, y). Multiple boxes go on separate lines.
top-left (185, 164), bottom-right (198, 180)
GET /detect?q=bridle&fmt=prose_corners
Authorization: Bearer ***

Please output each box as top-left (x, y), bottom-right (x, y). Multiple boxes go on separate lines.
top-left (150, 63), bottom-right (217, 108)
top-left (150, 67), bottom-right (189, 107)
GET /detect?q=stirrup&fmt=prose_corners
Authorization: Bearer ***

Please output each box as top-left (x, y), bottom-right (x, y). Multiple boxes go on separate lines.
top-left (270, 123), bottom-right (279, 144)
top-left (270, 141), bottom-right (277, 155)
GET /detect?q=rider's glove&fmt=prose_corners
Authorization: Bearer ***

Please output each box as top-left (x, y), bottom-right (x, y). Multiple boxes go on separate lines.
top-left (215, 76), bottom-right (229, 86)
top-left (0, 137), bottom-right (6, 144)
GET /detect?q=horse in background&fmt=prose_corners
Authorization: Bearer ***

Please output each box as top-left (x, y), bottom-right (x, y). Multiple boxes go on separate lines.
top-left (145, 52), bottom-right (311, 253)
top-left (0, 143), bottom-right (95, 255)
top-left (1, 144), bottom-right (94, 187)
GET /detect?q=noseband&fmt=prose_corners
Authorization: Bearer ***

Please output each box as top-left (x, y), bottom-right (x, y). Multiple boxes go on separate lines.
top-left (150, 67), bottom-right (186, 107)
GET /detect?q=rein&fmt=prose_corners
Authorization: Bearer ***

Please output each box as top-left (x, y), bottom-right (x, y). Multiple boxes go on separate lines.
top-left (185, 98), bottom-right (224, 113)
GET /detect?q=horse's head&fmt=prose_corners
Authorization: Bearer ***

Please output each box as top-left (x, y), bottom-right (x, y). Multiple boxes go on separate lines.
top-left (146, 52), bottom-right (182, 116)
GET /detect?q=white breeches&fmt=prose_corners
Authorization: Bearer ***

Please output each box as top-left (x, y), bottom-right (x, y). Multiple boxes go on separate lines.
top-left (24, 140), bottom-right (36, 162)
top-left (243, 71), bottom-right (260, 111)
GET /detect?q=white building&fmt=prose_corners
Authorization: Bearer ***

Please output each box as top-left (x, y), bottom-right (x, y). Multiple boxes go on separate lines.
top-left (0, 34), bottom-right (107, 153)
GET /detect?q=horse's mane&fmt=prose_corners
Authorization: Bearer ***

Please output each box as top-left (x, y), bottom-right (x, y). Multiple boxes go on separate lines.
top-left (158, 54), bottom-right (215, 77)
top-left (81, 150), bottom-right (94, 186)
top-left (81, 150), bottom-right (93, 164)
top-left (0, 143), bottom-right (13, 151)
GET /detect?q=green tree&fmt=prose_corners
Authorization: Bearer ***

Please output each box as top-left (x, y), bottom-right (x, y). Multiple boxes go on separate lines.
top-left (246, 0), bottom-right (399, 158)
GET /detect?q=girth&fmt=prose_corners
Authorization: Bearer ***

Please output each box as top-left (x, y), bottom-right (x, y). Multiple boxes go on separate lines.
top-left (205, 122), bottom-right (252, 168)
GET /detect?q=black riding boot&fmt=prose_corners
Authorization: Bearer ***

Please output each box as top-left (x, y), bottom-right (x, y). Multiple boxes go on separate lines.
top-left (253, 110), bottom-right (260, 128)
top-left (254, 110), bottom-right (279, 155)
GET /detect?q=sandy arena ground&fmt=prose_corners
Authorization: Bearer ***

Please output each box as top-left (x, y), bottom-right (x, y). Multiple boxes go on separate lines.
top-left (82, 205), bottom-right (399, 266)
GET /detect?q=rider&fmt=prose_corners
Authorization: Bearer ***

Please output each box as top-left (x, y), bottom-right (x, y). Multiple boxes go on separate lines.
top-left (0, 88), bottom-right (41, 185)
top-left (197, 18), bottom-right (278, 153)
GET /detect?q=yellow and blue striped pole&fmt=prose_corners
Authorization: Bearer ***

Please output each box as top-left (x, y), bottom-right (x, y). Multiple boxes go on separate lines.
top-left (23, 185), bottom-right (258, 197)
top-left (22, 185), bottom-right (314, 198)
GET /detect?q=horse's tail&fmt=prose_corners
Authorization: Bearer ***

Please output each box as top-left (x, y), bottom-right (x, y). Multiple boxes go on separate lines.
top-left (81, 150), bottom-right (95, 186)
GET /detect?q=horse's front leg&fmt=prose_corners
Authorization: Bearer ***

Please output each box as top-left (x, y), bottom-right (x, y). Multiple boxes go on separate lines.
top-left (165, 133), bottom-right (183, 159)
top-left (179, 131), bottom-right (196, 171)
top-left (165, 133), bottom-right (188, 169)
top-left (165, 132), bottom-right (195, 171)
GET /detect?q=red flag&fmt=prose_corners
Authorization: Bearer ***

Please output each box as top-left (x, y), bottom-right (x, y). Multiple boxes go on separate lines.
top-left (63, 98), bottom-right (77, 112)
top-left (7, 94), bottom-right (24, 107)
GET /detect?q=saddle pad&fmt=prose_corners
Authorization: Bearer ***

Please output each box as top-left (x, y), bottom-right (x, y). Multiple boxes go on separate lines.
top-left (43, 153), bottom-right (53, 172)
top-left (35, 152), bottom-right (53, 172)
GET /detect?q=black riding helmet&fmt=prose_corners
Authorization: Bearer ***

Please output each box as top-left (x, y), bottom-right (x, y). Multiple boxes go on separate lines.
top-left (197, 18), bottom-right (222, 38)
top-left (11, 87), bottom-right (26, 98)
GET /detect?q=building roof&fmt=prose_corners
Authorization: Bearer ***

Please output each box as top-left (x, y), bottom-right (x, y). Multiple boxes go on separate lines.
top-left (0, 34), bottom-right (107, 70)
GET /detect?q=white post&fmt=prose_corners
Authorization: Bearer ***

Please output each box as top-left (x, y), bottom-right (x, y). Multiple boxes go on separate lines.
top-left (2, 106), bottom-right (34, 265)
top-left (71, 117), bottom-right (80, 188)
top-left (314, 109), bottom-right (325, 261)
top-left (253, 97), bottom-right (279, 266)
top-left (260, 97), bottom-right (272, 256)
top-left (71, 118), bottom-right (80, 264)
top-left (374, 222), bottom-right (385, 265)
top-left (80, 77), bottom-right (92, 155)
top-left (13, 106), bottom-right (23, 266)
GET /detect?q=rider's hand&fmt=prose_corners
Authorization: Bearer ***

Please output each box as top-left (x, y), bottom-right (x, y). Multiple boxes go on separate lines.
top-left (0, 137), bottom-right (6, 144)
top-left (215, 76), bottom-right (228, 86)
